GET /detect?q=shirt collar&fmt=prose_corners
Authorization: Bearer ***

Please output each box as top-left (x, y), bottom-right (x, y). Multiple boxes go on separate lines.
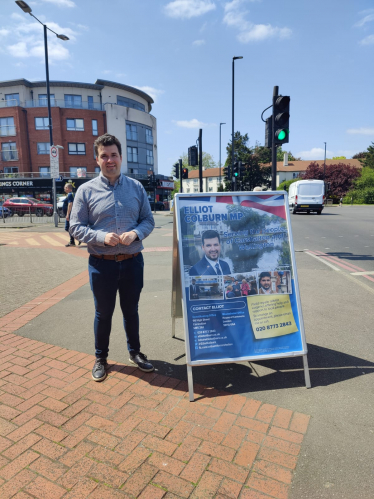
top-left (99, 172), bottom-right (123, 187)
top-left (205, 256), bottom-right (221, 269)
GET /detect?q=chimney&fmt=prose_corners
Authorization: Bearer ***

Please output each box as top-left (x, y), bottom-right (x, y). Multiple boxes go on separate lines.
top-left (283, 152), bottom-right (288, 166)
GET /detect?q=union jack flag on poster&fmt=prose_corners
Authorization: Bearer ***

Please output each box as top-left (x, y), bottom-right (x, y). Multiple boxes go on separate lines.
top-left (189, 194), bottom-right (287, 219)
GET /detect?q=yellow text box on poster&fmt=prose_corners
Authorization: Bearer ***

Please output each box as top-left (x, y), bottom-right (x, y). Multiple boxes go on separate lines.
top-left (247, 294), bottom-right (298, 339)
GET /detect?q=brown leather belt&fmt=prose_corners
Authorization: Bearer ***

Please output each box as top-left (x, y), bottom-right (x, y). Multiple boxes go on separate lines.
top-left (92, 252), bottom-right (140, 262)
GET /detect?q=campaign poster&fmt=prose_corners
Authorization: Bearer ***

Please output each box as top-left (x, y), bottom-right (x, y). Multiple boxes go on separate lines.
top-left (175, 193), bottom-right (306, 364)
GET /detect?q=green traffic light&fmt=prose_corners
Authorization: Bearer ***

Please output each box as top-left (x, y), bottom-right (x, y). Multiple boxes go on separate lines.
top-left (278, 129), bottom-right (287, 140)
top-left (234, 172), bottom-right (238, 176)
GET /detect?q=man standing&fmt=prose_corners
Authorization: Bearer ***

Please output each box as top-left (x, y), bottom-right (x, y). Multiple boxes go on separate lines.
top-left (190, 279), bottom-right (200, 300)
top-left (63, 183), bottom-right (78, 247)
top-left (258, 272), bottom-right (275, 294)
top-left (233, 280), bottom-right (241, 297)
top-left (70, 133), bottom-right (155, 382)
top-left (189, 230), bottom-right (231, 276)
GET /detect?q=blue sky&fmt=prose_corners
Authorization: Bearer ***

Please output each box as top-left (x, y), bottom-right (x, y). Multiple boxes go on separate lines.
top-left (0, 0), bottom-right (373, 176)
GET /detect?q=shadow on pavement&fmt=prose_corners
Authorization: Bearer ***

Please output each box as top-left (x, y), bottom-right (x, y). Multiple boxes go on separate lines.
top-left (325, 251), bottom-right (374, 262)
top-left (150, 343), bottom-right (374, 394)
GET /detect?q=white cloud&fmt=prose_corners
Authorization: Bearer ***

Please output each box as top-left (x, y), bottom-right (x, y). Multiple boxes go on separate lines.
top-left (0, 15), bottom-right (77, 63)
top-left (0, 28), bottom-right (9, 37)
top-left (354, 13), bottom-right (374, 28)
top-left (296, 148), bottom-right (333, 160)
top-left (164, 0), bottom-right (216, 20)
top-left (192, 39), bottom-right (206, 46)
top-left (223, 0), bottom-right (291, 42)
top-left (174, 118), bottom-right (207, 128)
top-left (347, 127), bottom-right (374, 135)
top-left (134, 86), bottom-right (165, 103)
top-left (40, 0), bottom-right (76, 7)
top-left (360, 35), bottom-right (374, 45)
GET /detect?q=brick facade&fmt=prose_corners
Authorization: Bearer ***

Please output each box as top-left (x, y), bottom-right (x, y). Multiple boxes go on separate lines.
top-left (0, 106), bottom-right (106, 175)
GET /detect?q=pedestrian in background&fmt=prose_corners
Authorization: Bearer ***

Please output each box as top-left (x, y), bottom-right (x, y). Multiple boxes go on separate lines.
top-left (63, 183), bottom-right (79, 247)
top-left (69, 133), bottom-right (155, 382)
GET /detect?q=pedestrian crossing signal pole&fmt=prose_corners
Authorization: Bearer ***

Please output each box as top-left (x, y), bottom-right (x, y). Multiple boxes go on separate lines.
top-left (179, 159), bottom-right (183, 193)
top-left (271, 86), bottom-right (279, 191)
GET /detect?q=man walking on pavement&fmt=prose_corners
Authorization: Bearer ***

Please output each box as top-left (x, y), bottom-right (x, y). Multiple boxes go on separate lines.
top-left (69, 133), bottom-right (155, 382)
top-left (63, 183), bottom-right (80, 247)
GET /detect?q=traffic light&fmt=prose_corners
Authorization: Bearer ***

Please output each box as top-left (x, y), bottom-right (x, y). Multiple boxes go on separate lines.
top-left (182, 168), bottom-right (189, 179)
top-left (238, 161), bottom-right (245, 179)
top-left (232, 162), bottom-right (239, 178)
top-left (188, 146), bottom-right (198, 166)
top-left (273, 95), bottom-right (290, 145)
top-left (223, 167), bottom-right (229, 181)
top-left (147, 174), bottom-right (153, 187)
top-left (265, 117), bottom-right (272, 148)
top-left (173, 162), bottom-right (179, 179)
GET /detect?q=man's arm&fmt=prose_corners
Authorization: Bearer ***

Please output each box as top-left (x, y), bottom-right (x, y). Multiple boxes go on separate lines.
top-left (132, 184), bottom-right (155, 241)
top-left (69, 188), bottom-right (108, 246)
top-left (65, 195), bottom-right (73, 221)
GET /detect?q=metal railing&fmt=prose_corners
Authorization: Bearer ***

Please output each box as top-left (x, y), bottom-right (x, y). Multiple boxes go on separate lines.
top-left (0, 171), bottom-right (156, 181)
top-left (1, 150), bottom-right (19, 161)
top-left (24, 99), bottom-right (102, 110)
top-left (0, 99), bottom-right (20, 108)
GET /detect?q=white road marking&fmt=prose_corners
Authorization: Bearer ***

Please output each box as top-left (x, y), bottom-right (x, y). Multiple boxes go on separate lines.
top-left (305, 251), bottom-right (341, 271)
top-left (351, 271), bottom-right (374, 276)
top-left (25, 238), bottom-right (40, 246)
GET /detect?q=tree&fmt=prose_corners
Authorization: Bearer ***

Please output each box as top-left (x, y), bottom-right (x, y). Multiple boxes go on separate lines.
top-left (352, 151), bottom-right (367, 160)
top-left (277, 178), bottom-right (299, 192)
top-left (344, 167), bottom-right (374, 204)
top-left (302, 162), bottom-right (360, 198)
top-left (241, 154), bottom-right (271, 191)
top-left (252, 143), bottom-right (301, 164)
top-left (358, 142), bottom-right (374, 169)
top-left (276, 147), bottom-right (301, 162)
top-left (180, 151), bottom-right (216, 170)
top-left (330, 156), bottom-right (346, 160)
top-left (225, 132), bottom-right (252, 166)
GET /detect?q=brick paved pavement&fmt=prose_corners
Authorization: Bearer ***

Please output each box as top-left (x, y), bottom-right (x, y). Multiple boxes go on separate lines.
top-left (0, 287), bottom-right (310, 499)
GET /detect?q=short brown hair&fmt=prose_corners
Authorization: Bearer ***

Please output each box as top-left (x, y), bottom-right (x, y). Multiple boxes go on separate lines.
top-left (94, 133), bottom-right (122, 157)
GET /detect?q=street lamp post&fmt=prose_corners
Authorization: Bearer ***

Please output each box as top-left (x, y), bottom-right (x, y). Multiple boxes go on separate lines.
top-left (219, 122), bottom-right (225, 188)
top-left (231, 56), bottom-right (243, 191)
top-left (15, 1), bottom-right (69, 227)
top-left (324, 142), bottom-right (327, 179)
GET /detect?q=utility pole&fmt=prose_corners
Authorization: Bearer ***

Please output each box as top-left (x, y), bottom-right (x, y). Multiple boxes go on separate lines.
top-left (179, 159), bottom-right (183, 193)
top-left (198, 129), bottom-right (203, 192)
top-left (271, 86), bottom-right (279, 191)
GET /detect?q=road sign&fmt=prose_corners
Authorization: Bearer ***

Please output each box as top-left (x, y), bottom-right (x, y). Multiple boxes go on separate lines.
top-left (50, 146), bottom-right (59, 179)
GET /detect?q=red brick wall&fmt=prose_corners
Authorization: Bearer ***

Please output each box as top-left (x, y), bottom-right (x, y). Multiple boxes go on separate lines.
top-left (0, 105), bottom-right (106, 174)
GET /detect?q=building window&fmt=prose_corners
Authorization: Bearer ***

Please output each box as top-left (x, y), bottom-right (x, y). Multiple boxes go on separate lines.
top-left (117, 96), bottom-right (145, 112)
top-left (88, 96), bottom-right (94, 110)
top-left (65, 94), bottom-right (82, 108)
top-left (208, 187), bottom-right (213, 192)
top-left (4, 166), bottom-right (19, 173)
top-left (92, 119), bottom-right (98, 136)
top-left (39, 167), bottom-right (50, 177)
top-left (1, 142), bottom-right (18, 161)
top-left (146, 128), bottom-right (153, 144)
top-left (208, 177), bottom-right (213, 182)
top-left (68, 143), bottom-right (86, 155)
top-left (5, 93), bottom-right (20, 106)
top-left (66, 118), bottom-right (84, 131)
top-left (95, 167), bottom-right (100, 174)
top-left (37, 143), bottom-right (49, 155)
top-left (193, 179), bottom-right (198, 184)
top-left (38, 94), bottom-right (55, 106)
top-left (126, 124), bottom-right (137, 141)
top-left (70, 166), bottom-right (87, 177)
top-left (293, 172), bottom-right (298, 179)
top-left (127, 146), bottom-right (138, 163)
top-left (194, 188), bottom-right (198, 192)
top-left (0, 117), bottom-right (16, 136)
top-left (35, 117), bottom-right (49, 130)
top-left (146, 150), bottom-right (154, 165)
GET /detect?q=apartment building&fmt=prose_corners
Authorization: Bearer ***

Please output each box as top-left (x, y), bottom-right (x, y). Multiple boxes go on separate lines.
top-left (0, 78), bottom-right (157, 178)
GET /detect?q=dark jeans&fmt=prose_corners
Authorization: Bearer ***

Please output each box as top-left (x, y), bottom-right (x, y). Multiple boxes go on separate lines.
top-left (65, 219), bottom-right (74, 243)
top-left (88, 253), bottom-right (144, 359)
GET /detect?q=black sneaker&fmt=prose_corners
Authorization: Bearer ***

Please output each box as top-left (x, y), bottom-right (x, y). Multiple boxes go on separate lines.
top-left (92, 358), bottom-right (108, 381)
top-left (65, 242), bottom-right (76, 247)
top-left (129, 352), bottom-right (154, 372)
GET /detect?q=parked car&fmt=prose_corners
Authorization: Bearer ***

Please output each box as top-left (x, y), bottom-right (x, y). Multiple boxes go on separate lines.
top-left (0, 205), bottom-right (11, 218)
top-left (57, 196), bottom-right (67, 217)
top-left (149, 200), bottom-right (165, 211)
top-left (3, 197), bottom-right (53, 217)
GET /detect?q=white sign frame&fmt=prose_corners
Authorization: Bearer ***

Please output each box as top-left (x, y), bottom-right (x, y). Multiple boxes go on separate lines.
top-left (173, 191), bottom-right (311, 401)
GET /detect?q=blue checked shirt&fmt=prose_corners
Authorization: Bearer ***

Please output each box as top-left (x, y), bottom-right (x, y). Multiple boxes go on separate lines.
top-left (69, 173), bottom-right (155, 255)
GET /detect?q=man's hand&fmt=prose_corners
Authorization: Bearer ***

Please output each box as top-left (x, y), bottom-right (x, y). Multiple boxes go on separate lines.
top-left (120, 231), bottom-right (138, 246)
top-left (104, 232), bottom-right (120, 246)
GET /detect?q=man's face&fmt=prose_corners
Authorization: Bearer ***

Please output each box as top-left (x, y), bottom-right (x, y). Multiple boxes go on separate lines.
top-left (64, 185), bottom-right (71, 194)
top-left (260, 276), bottom-right (271, 290)
top-left (96, 144), bottom-right (122, 181)
top-left (202, 237), bottom-right (221, 261)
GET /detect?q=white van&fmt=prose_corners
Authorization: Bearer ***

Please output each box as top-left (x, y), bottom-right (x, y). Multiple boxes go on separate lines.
top-left (288, 179), bottom-right (325, 215)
